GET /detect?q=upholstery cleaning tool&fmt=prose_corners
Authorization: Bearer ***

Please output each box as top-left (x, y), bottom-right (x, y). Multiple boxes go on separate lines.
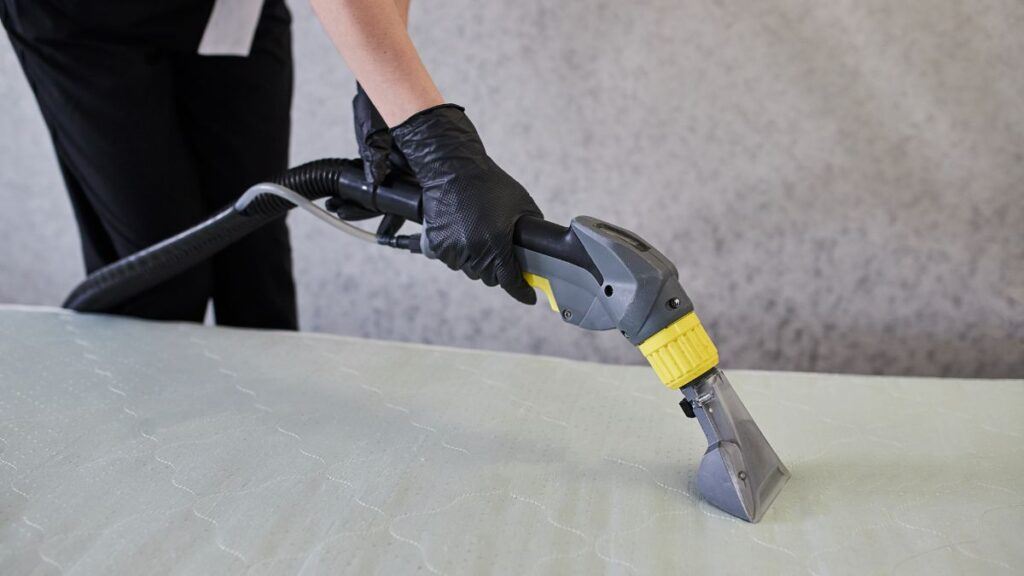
top-left (63, 159), bottom-right (790, 522)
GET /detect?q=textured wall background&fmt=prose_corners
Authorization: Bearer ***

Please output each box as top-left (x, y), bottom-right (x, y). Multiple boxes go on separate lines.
top-left (0, 0), bottom-right (1021, 376)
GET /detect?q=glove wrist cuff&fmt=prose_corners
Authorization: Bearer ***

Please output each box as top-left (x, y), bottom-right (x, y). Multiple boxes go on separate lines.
top-left (391, 104), bottom-right (486, 179)
top-left (354, 83), bottom-right (389, 141)
top-left (391, 103), bottom-right (466, 133)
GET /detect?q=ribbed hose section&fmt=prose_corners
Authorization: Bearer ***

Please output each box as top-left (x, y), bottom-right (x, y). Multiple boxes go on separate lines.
top-left (62, 158), bottom-right (363, 312)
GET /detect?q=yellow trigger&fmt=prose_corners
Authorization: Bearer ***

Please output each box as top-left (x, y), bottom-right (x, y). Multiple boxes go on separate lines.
top-left (523, 273), bottom-right (558, 312)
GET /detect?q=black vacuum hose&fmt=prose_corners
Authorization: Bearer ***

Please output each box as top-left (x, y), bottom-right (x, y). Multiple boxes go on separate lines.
top-left (62, 158), bottom-right (377, 312)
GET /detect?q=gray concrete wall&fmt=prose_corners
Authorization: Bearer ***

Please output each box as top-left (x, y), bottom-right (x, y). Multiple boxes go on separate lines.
top-left (1, 0), bottom-right (1021, 377)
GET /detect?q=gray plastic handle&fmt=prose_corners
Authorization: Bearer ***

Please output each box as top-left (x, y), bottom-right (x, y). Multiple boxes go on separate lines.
top-left (515, 216), bottom-right (695, 345)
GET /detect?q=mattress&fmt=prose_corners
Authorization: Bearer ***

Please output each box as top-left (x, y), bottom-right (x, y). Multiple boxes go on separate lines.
top-left (0, 306), bottom-right (1020, 574)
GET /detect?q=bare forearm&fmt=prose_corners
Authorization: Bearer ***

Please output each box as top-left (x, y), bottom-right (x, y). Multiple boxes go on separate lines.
top-left (310, 0), bottom-right (442, 126)
top-left (393, 0), bottom-right (410, 25)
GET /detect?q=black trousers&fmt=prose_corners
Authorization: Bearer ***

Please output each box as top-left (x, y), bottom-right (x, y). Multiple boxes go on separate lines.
top-left (1, 0), bottom-right (298, 329)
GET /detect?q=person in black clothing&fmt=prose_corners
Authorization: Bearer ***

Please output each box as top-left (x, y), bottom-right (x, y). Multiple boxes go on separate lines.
top-left (1, 0), bottom-right (541, 329)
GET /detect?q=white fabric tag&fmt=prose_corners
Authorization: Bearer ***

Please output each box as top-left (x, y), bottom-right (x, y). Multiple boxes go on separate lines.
top-left (197, 0), bottom-right (265, 56)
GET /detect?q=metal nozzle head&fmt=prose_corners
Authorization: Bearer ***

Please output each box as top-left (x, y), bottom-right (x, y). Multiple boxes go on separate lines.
top-left (682, 369), bottom-right (790, 522)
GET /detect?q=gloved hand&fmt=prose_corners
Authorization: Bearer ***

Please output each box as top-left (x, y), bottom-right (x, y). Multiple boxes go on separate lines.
top-left (328, 84), bottom-right (411, 220)
top-left (353, 82), bottom-right (394, 186)
top-left (391, 104), bottom-right (542, 305)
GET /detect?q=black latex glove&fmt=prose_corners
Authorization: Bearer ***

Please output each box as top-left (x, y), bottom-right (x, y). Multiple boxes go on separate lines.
top-left (353, 82), bottom-right (393, 185)
top-left (391, 104), bottom-right (542, 305)
top-left (328, 84), bottom-right (412, 220)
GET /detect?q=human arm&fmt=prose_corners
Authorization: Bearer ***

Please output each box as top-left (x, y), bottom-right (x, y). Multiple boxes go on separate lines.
top-left (309, 0), bottom-right (442, 126)
top-left (310, 0), bottom-right (542, 304)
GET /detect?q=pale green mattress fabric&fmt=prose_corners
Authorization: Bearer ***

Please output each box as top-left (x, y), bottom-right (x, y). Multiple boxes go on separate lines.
top-left (0, 306), bottom-right (1021, 575)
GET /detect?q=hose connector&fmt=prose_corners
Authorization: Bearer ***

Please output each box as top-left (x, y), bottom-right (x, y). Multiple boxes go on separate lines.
top-left (638, 312), bottom-right (719, 389)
